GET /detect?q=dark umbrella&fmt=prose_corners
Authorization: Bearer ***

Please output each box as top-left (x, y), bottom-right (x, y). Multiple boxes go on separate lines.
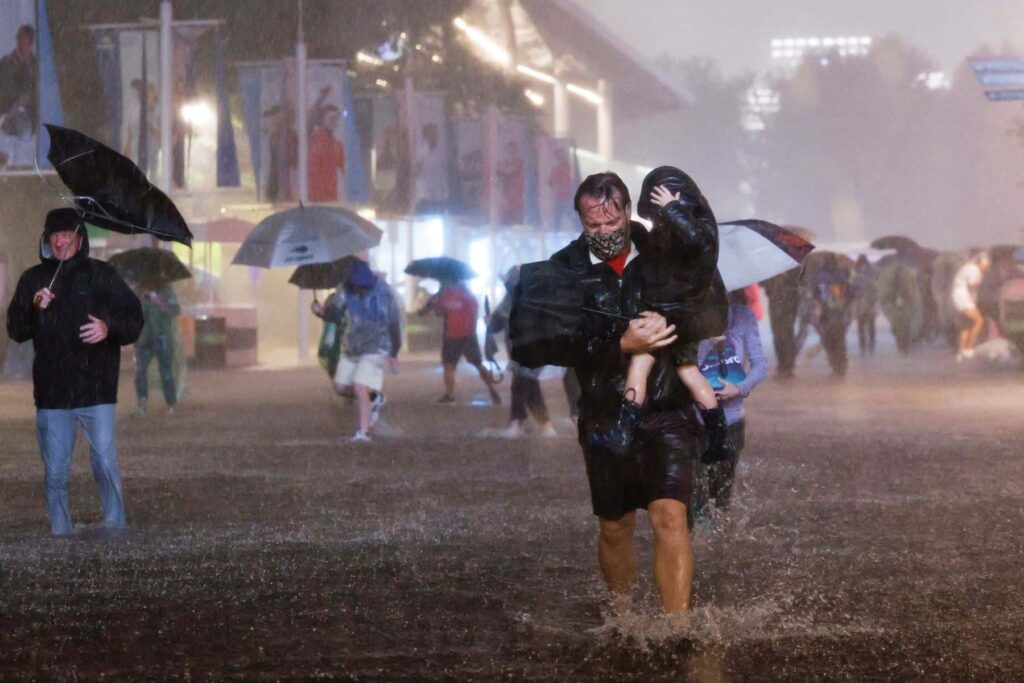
top-left (288, 256), bottom-right (357, 291)
top-left (404, 257), bottom-right (477, 281)
top-left (107, 248), bottom-right (191, 289)
top-left (870, 235), bottom-right (920, 253)
top-left (509, 260), bottom-right (630, 369)
top-left (44, 124), bottom-right (193, 246)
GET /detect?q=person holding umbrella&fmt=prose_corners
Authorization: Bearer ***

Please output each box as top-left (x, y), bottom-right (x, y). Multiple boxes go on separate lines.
top-left (407, 257), bottom-right (501, 405)
top-left (419, 277), bottom-right (501, 405)
top-left (6, 208), bottom-right (144, 535)
top-left (312, 259), bottom-right (402, 442)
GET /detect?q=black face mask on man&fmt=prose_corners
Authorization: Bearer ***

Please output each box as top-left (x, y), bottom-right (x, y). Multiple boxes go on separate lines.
top-left (584, 223), bottom-right (629, 261)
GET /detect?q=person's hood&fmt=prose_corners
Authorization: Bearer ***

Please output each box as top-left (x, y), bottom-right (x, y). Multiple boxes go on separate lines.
top-left (346, 258), bottom-right (378, 289)
top-left (637, 165), bottom-right (711, 220)
top-left (39, 213), bottom-right (90, 263)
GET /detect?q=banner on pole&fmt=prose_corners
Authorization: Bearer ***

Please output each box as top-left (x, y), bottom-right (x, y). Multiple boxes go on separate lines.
top-left (0, 0), bottom-right (63, 174)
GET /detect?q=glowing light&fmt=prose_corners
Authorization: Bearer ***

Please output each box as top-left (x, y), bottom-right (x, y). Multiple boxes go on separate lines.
top-left (374, 79), bottom-right (390, 88)
top-left (452, 16), bottom-right (511, 67)
top-left (431, 54), bottom-right (443, 64)
top-left (567, 83), bottom-right (602, 105)
top-left (524, 89), bottom-right (544, 107)
top-left (356, 51), bottom-right (384, 66)
top-left (516, 64), bottom-right (557, 84)
top-left (180, 100), bottom-right (214, 128)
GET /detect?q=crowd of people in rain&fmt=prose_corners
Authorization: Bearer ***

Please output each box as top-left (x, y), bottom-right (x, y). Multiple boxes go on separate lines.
top-left (763, 242), bottom-right (1023, 378)
top-left (7, 163), bottom-right (1023, 621)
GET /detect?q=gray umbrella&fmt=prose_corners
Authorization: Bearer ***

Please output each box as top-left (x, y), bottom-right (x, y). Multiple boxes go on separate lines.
top-left (231, 205), bottom-right (382, 268)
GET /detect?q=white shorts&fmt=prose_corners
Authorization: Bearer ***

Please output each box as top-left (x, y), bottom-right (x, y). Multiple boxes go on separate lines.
top-left (334, 353), bottom-right (388, 392)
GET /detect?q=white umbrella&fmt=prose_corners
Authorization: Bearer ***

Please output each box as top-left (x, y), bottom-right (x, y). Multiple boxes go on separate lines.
top-left (231, 205), bottom-right (382, 269)
top-left (717, 219), bottom-right (815, 291)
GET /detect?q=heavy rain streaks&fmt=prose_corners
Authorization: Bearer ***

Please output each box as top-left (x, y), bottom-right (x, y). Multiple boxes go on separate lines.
top-left (0, 351), bottom-right (1023, 679)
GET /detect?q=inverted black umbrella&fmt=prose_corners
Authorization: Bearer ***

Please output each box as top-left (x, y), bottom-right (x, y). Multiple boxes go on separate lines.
top-left (107, 248), bottom-right (191, 289)
top-left (509, 260), bottom-right (630, 369)
top-left (288, 256), bottom-right (357, 292)
top-left (44, 124), bottom-right (193, 246)
top-left (404, 256), bottom-right (477, 282)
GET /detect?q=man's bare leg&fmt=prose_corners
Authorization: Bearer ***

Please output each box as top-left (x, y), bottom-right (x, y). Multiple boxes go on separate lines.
top-left (677, 364), bottom-right (718, 410)
top-left (353, 383), bottom-right (372, 434)
top-left (442, 363), bottom-right (456, 398)
top-left (625, 353), bottom-right (655, 405)
top-left (597, 511), bottom-right (637, 612)
top-left (648, 498), bottom-right (693, 613)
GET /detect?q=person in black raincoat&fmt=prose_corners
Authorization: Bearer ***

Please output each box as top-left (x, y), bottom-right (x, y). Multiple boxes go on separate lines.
top-left (586, 166), bottom-right (731, 457)
top-left (510, 171), bottom-right (729, 614)
top-left (6, 208), bottom-right (143, 535)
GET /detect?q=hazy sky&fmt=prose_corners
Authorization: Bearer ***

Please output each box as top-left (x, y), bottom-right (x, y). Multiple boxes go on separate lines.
top-left (587, 0), bottom-right (1024, 78)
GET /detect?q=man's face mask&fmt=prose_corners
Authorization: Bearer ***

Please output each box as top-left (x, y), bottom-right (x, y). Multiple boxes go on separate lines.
top-left (584, 223), bottom-right (629, 261)
top-left (579, 195), bottom-right (630, 261)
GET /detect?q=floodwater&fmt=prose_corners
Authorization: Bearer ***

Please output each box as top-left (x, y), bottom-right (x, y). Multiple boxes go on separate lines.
top-left (1, 345), bottom-right (1023, 680)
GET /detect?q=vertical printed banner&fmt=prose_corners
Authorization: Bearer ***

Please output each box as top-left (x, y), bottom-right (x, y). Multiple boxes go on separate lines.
top-left (537, 135), bottom-right (578, 231)
top-left (494, 114), bottom-right (538, 226)
top-left (408, 90), bottom-right (449, 215)
top-left (304, 60), bottom-right (367, 203)
top-left (235, 63), bottom-right (263, 198)
top-left (118, 29), bottom-right (161, 179)
top-left (91, 28), bottom-right (122, 149)
top-left (0, 0), bottom-right (62, 173)
top-left (237, 62), bottom-right (291, 203)
top-left (260, 63), bottom-right (291, 202)
top-left (452, 115), bottom-right (485, 220)
top-left (371, 91), bottom-right (410, 215)
top-left (214, 29), bottom-right (239, 187)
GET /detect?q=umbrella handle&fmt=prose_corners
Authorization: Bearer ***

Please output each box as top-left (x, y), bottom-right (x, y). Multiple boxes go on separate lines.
top-left (580, 306), bottom-right (634, 322)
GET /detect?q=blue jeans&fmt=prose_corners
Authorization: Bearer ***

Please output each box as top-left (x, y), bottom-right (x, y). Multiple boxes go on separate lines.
top-left (35, 404), bottom-right (127, 535)
top-left (135, 335), bottom-right (176, 406)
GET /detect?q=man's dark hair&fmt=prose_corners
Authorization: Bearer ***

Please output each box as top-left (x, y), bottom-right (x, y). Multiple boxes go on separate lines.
top-left (16, 25), bottom-right (35, 42)
top-left (573, 172), bottom-right (631, 215)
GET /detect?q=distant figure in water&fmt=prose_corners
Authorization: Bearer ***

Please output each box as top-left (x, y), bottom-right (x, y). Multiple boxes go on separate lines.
top-left (419, 279), bottom-right (500, 405)
top-left (694, 289), bottom-right (769, 520)
top-left (510, 171), bottom-right (726, 613)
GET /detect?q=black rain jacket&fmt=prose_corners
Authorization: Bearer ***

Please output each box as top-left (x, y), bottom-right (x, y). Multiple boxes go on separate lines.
top-left (7, 228), bottom-right (143, 409)
top-left (511, 223), bottom-right (698, 422)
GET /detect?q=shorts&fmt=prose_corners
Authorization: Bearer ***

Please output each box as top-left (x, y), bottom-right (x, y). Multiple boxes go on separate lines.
top-left (441, 335), bottom-right (482, 365)
top-left (334, 353), bottom-right (388, 392)
top-left (579, 409), bottom-right (699, 521)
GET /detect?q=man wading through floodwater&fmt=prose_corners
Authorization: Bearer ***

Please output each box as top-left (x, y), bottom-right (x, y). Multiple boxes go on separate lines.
top-left (511, 172), bottom-right (725, 613)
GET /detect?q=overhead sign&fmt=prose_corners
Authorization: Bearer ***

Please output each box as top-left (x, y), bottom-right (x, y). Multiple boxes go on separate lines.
top-left (975, 72), bottom-right (1024, 87)
top-left (985, 89), bottom-right (1024, 102)
top-left (970, 59), bottom-right (1024, 74)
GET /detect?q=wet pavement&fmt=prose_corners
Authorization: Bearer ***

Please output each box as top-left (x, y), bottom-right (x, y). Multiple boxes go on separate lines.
top-left (1, 346), bottom-right (1023, 680)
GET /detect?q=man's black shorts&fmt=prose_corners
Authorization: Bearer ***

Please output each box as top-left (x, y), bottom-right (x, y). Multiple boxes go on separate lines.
top-left (579, 409), bottom-right (699, 520)
top-left (442, 335), bottom-right (482, 365)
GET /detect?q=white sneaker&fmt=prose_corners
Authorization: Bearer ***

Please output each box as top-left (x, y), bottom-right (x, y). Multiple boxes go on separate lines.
top-left (498, 423), bottom-right (524, 438)
top-left (370, 393), bottom-right (387, 426)
top-left (538, 423), bottom-right (558, 438)
top-left (351, 431), bottom-right (371, 443)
